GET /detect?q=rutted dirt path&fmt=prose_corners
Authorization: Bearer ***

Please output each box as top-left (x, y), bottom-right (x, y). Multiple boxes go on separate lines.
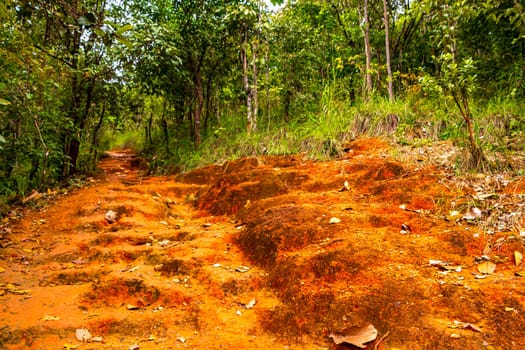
top-left (1, 139), bottom-right (525, 349)
top-left (0, 150), bottom-right (283, 349)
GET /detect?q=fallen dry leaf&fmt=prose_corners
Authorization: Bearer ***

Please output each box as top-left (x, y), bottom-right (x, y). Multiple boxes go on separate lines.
top-left (42, 315), bottom-right (60, 321)
top-left (9, 288), bottom-right (31, 295)
top-left (329, 217), bottom-right (341, 224)
top-left (514, 251), bottom-right (522, 266)
top-left (235, 265), bottom-right (250, 273)
top-left (22, 191), bottom-right (42, 203)
top-left (451, 320), bottom-right (482, 332)
top-left (400, 223), bottom-right (412, 234)
top-left (429, 260), bottom-right (461, 271)
top-left (105, 210), bottom-right (117, 223)
top-left (245, 299), bottom-right (256, 309)
top-left (477, 261), bottom-right (496, 275)
top-left (75, 328), bottom-right (92, 342)
top-left (339, 181), bottom-right (351, 192)
top-left (329, 323), bottom-right (378, 348)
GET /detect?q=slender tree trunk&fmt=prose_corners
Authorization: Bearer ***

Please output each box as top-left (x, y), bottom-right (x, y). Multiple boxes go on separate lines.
top-left (383, 0), bottom-right (394, 101)
top-left (189, 52), bottom-right (203, 147)
top-left (250, 8), bottom-right (262, 132)
top-left (161, 97), bottom-right (170, 156)
top-left (242, 27), bottom-right (254, 132)
top-left (193, 69), bottom-right (203, 147)
top-left (283, 91), bottom-right (291, 122)
top-left (251, 43), bottom-right (258, 131)
top-left (363, 0), bottom-right (373, 99)
top-left (147, 111), bottom-right (153, 145)
top-left (265, 39), bottom-right (271, 131)
top-left (91, 100), bottom-right (106, 167)
top-left (33, 117), bottom-right (49, 185)
top-left (452, 93), bottom-right (487, 168)
top-left (204, 76), bottom-right (213, 132)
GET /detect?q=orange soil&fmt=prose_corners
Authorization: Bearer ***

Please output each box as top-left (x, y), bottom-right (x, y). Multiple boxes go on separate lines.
top-left (1, 138), bottom-right (525, 349)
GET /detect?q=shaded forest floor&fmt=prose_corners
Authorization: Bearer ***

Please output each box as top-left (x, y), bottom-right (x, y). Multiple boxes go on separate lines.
top-left (1, 138), bottom-right (525, 349)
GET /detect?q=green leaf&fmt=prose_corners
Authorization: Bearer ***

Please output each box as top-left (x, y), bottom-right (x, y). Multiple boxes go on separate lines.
top-left (114, 33), bottom-right (132, 49)
top-left (0, 135), bottom-right (6, 143)
top-left (94, 28), bottom-right (106, 38)
top-left (117, 24), bottom-right (133, 34)
top-left (0, 98), bottom-right (10, 105)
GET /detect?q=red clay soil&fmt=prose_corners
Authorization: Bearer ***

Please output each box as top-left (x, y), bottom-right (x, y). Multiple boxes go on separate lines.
top-left (1, 138), bottom-right (525, 349)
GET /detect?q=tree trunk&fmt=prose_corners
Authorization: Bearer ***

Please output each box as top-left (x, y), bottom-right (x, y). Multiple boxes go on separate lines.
top-left (193, 69), bottom-right (203, 147)
top-left (250, 8), bottom-right (262, 132)
top-left (265, 39), bottom-right (271, 131)
top-left (204, 76), bottom-right (213, 132)
top-left (452, 93), bottom-right (487, 169)
top-left (242, 27), bottom-right (254, 132)
top-left (91, 100), bottom-right (106, 168)
top-left (161, 97), bottom-right (170, 156)
top-left (363, 0), bottom-right (373, 99)
top-left (63, 71), bottom-right (82, 176)
top-left (147, 111), bottom-right (153, 145)
top-left (251, 41), bottom-right (258, 132)
top-left (383, 0), bottom-right (394, 101)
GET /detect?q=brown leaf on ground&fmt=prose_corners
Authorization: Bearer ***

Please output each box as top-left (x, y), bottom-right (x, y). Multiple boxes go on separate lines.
top-left (329, 324), bottom-right (378, 348)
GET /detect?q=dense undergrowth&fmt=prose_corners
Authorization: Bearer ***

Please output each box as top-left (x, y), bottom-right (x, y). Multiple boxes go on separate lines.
top-left (117, 95), bottom-right (525, 175)
top-left (1, 94), bottom-right (523, 218)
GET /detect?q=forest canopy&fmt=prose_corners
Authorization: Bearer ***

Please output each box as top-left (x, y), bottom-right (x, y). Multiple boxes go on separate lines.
top-left (1, 0), bottom-right (524, 208)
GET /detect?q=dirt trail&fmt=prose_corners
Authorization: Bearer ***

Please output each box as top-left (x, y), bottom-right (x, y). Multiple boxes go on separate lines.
top-left (1, 139), bottom-right (525, 349)
top-left (0, 150), bottom-right (282, 349)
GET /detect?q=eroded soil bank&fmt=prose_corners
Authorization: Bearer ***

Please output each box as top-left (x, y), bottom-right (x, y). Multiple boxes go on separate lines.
top-left (1, 139), bottom-right (525, 349)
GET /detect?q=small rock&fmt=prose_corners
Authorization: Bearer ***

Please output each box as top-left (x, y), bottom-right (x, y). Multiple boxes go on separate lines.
top-left (129, 343), bottom-right (140, 350)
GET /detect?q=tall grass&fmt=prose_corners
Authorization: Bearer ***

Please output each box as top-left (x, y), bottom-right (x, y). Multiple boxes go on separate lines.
top-left (105, 92), bottom-right (524, 174)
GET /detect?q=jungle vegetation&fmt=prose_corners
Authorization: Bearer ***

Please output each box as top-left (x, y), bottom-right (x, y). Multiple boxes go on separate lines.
top-left (1, 0), bottom-right (524, 211)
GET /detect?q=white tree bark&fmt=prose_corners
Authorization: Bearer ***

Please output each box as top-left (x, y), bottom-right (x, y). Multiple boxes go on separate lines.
top-left (363, 0), bottom-right (373, 99)
top-left (383, 0), bottom-right (394, 101)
